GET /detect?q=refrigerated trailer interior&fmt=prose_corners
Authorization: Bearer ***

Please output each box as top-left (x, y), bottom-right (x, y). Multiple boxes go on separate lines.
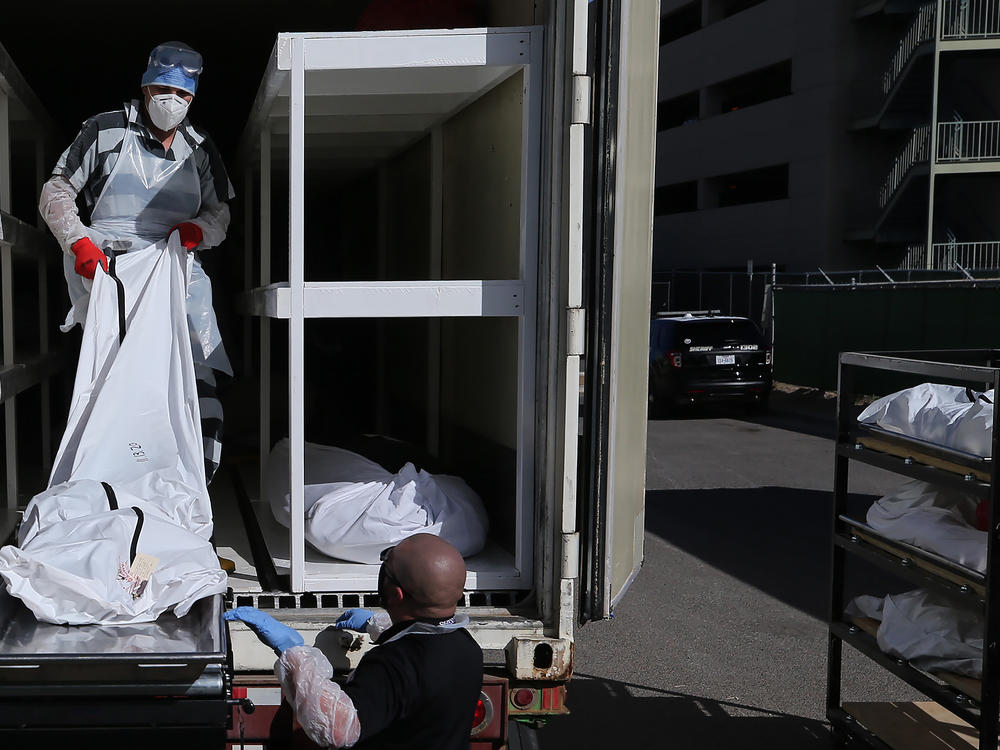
top-left (0, 0), bottom-right (657, 743)
top-left (235, 26), bottom-right (542, 597)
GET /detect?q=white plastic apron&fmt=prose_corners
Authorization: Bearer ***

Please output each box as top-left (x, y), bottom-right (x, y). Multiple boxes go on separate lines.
top-left (61, 106), bottom-right (230, 374)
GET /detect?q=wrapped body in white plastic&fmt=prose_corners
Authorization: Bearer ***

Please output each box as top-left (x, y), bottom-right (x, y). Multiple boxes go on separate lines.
top-left (0, 238), bottom-right (226, 624)
top-left (0, 505), bottom-right (227, 626)
top-left (846, 589), bottom-right (983, 678)
top-left (266, 439), bottom-right (489, 563)
top-left (17, 479), bottom-right (205, 547)
top-left (866, 479), bottom-right (987, 572)
top-left (858, 383), bottom-right (994, 457)
top-left (47, 238), bottom-right (214, 540)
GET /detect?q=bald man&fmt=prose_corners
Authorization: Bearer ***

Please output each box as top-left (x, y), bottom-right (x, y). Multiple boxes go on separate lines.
top-left (225, 534), bottom-right (483, 749)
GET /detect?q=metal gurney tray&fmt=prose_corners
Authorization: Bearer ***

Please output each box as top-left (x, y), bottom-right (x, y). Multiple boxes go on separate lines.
top-left (0, 588), bottom-right (227, 695)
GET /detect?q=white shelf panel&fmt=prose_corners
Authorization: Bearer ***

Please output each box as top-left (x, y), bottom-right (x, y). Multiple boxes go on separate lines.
top-left (252, 501), bottom-right (527, 591)
top-left (238, 28), bottom-right (536, 166)
top-left (279, 29), bottom-right (531, 72)
top-left (247, 280), bottom-right (524, 319)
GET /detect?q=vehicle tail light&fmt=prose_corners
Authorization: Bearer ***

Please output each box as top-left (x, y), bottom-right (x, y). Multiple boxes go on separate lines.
top-left (472, 692), bottom-right (493, 735)
top-left (668, 351), bottom-right (683, 368)
top-left (765, 347), bottom-right (773, 366)
top-left (511, 688), bottom-right (537, 709)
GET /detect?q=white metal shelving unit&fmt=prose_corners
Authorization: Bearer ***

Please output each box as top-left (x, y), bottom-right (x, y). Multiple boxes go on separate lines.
top-left (239, 28), bottom-right (543, 593)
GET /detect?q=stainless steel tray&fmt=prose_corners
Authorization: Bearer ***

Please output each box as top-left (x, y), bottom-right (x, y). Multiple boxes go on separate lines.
top-left (0, 589), bottom-right (227, 690)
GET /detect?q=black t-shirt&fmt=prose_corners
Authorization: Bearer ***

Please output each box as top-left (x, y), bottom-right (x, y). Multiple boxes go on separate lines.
top-left (344, 620), bottom-right (483, 750)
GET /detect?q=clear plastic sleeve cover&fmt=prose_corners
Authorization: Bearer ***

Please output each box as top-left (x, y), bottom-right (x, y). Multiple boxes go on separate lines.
top-left (276, 645), bottom-right (361, 748)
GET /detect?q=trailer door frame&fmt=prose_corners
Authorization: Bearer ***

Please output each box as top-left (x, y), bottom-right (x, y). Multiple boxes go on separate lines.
top-left (579, 0), bottom-right (659, 621)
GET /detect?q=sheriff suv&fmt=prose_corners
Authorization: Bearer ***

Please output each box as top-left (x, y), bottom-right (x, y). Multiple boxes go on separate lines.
top-left (648, 312), bottom-right (773, 415)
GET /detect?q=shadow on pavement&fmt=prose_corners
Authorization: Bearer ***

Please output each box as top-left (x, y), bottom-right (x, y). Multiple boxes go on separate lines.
top-left (535, 675), bottom-right (834, 749)
top-left (645, 487), bottom-right (908, 619)
top-left (650, 391), bottom-right (840, 441)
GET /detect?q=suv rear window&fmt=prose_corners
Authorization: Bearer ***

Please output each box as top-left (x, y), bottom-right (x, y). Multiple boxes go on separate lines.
top-left (679, 319), bottom-right (763, 346)
top-left (650, 317), bottom-right (764, 360)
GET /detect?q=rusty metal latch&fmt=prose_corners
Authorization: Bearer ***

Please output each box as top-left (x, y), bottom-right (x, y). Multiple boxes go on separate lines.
top-left (505, 636), bottom-right (574, 681)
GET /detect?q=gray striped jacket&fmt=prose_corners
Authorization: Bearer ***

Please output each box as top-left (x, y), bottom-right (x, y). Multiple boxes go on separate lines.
top-left (41, 100), bottom-right (234, 254)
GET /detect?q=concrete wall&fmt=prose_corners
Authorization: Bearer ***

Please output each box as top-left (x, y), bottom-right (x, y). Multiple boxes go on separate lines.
top-left (939, 53), bottom-right (1000, 121)
top-left (935, 173), bottom-right (1000, 243)
top-left (654, 0), bottom-right (858, 272)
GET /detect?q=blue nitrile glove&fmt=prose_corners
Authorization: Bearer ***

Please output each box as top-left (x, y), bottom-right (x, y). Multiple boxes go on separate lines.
top-left (334, 608), bottom-right (374, 631)
top-left (224, 606), bottom-right (305, 654)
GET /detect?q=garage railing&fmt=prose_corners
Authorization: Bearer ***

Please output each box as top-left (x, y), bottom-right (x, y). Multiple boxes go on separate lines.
top-left (941, 0), bottom-right (1000, 39)
top-left (880, 125), bottom-right (931, 208)
top-left (883, 3), bottom-right (936, 95)
top-left (937, 120), bottom-right (1000, 162)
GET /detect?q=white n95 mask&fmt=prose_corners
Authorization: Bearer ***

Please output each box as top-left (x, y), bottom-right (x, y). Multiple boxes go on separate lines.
top-left (147, 93), bottom-right (190, 131)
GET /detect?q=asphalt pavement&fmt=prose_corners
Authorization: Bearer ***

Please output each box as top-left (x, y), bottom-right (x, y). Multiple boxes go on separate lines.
top-left (534, 389), bottom-right (921, 749)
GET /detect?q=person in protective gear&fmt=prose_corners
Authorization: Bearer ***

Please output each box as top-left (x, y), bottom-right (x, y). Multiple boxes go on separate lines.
top-left (226, 534), bottom-right (483, 749)
top-left (39, 41), bottom-right (233, 483)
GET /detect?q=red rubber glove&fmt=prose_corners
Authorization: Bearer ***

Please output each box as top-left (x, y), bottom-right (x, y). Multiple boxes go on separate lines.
top-left (70, 237), bottom-right (109, 279)
top-left (170, 222), bottom-right (203, 251)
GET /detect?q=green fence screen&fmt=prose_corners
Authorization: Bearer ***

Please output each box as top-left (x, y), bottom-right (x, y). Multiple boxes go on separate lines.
top-left (773, 285), bottom-right (1000, 391)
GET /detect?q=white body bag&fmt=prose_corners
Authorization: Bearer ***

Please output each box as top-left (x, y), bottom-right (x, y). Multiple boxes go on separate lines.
top-left (866, 479), bottom-right (986, 573)
top-left (847, 589), bottom-right (984, 678)
top-left (0, 237), bottom-right (226, 624)
top-left (858, 383), bottom-right (994, 457)
top-left (266, 438), bottom-right (489, 564)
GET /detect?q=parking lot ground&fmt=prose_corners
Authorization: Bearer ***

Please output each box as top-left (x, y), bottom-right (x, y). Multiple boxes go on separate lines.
top-left (535, 389), bottom-right (921, 749)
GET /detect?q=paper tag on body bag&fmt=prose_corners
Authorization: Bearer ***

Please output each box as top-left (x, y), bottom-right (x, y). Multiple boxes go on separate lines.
top-left (130, 552), bottom-right (160, 582)
top-left (117, 553), bottom-right (160, 599)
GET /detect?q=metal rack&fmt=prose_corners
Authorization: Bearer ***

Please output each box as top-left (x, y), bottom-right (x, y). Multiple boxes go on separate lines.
top-left (827, 349), bottom-right (1000, 749)
top-left (237, 28), bottom-right (543, 593)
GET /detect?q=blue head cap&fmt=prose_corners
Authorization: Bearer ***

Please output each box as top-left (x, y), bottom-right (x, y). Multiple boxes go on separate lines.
top-left (141, 42), bottom-right (203, 95)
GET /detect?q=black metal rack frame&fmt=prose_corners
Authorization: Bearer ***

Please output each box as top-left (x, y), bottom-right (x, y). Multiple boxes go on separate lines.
top-left (827, 349), bottom-right (1000, 750)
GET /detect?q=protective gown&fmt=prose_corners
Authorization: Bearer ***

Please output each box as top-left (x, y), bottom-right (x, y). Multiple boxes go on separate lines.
top-left (40, 99), bottom-right (234, 480)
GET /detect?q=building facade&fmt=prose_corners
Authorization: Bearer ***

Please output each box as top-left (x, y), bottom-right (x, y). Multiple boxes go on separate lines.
top-left (653, 0), bottom-right (1000, 274)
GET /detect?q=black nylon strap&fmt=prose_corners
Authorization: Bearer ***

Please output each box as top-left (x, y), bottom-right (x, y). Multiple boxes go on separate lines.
top-left (966, 387), bottom-right (993, 404)
top-left (129, 507), bottom-right (144, 565)
top-left (101, 482), bottom-right (118, 510)
top-left (106, 255), bottom-right (126, 344)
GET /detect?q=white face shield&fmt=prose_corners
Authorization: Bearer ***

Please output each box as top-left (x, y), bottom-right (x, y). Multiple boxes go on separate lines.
top-left (146, 92), bottom-right (190, 131)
